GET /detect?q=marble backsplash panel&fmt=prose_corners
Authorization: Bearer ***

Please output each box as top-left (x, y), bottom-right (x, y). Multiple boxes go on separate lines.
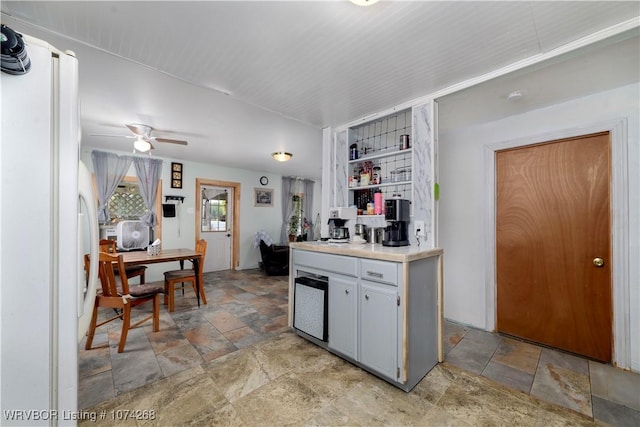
top-left (334, 129), bottom-right (348, 208)
top-left (412, 101), bottom-right (434, 247)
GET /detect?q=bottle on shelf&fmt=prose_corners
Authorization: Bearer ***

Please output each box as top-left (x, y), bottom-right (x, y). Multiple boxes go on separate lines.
top-left (350, 144), bottom-right (358, 160)
top-left (374, 189), bottom-right (383, 215)
top-left (367, 201), bottom-right (375, 215)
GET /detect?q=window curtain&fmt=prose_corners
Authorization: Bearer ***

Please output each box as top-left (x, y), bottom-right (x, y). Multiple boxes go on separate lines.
top-left (280, 177), bottom-right (294, 243)
top-left (133, 157), bottom-right (163, 227)
top-left (302, 179), bottom-right (314, 241)
top-left (92, 151), bottom-right (133, 223)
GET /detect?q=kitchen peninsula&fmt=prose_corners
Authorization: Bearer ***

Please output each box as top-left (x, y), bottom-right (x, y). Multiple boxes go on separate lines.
top-left (288, 241), bottom-right (443, 391)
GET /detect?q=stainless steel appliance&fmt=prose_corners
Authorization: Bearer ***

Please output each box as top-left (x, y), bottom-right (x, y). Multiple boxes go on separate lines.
top-left (354, 223), bottom-right (368, 240)
top-left (368, 227), bottom-right (384, 244)
top-left (383, 198), bottom-right (410, 246)
top-left (293, 275), bottom-right (328, 341)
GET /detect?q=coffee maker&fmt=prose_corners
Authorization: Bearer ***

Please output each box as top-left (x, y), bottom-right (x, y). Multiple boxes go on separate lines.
top-left (327, 207), bottom-right (357, 242)
top-left (382, 198), bottom-right (410, 247)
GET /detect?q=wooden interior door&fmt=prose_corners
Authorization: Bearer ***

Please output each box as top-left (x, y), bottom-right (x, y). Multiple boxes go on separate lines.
top-left (496, 132), bottom-right (612, 362)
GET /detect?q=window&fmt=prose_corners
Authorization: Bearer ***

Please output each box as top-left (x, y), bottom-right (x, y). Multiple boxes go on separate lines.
top-left (201, 187), bottom-right (228, 232)
top-left (101, 176), bottom-right (162, 240)
top-left (107, 181), bottom-right (148, 221)
top-left (288, 193), bottom-right (304, 237)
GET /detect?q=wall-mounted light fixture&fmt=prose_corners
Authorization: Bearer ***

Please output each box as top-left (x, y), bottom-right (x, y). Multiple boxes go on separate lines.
top-left (272, 152), bottom-right (293, 162)
top-left (350, 0), bottom-right (379, 6)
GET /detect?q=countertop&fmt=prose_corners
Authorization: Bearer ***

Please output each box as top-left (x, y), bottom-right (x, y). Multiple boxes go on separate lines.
top-left (290, 241), bottom-right (443, 263)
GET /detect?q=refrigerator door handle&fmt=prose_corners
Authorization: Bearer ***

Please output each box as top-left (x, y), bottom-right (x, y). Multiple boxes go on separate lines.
top-left (77, 161), bottom-right (99, 343)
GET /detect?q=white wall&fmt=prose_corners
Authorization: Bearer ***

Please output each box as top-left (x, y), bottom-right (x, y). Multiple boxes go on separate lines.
top-left (438, 83), bottom-right (639, 371)
top-left (81, 148), bottom-right (322, 280)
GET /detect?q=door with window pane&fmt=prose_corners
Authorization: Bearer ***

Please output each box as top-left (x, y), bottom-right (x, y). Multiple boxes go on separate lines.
top-left (200, 185), bottom-right (232, 272)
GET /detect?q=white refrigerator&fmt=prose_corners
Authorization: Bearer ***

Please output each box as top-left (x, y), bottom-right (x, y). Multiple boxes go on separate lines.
top-left (0, 32), bottom-right (99, 425)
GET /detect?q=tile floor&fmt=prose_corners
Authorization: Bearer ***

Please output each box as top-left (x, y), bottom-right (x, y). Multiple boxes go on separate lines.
top-left (79, 269), bottom-right (640, 426)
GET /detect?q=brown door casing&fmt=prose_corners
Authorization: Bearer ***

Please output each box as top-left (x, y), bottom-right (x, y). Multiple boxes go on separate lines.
top-left (496, 132), bottom-right (612, 362)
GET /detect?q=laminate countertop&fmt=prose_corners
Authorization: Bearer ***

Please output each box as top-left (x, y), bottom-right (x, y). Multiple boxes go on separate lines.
top-left (289, 241), bottom-right (443, 263)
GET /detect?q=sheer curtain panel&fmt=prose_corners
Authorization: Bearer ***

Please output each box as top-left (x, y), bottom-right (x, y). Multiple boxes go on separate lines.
top-left (92, 151), bottom-right (133, 223)
top-left (280, 177), bottom-right (294, 244)
top-left (133, 157), bottom-right (163, 227)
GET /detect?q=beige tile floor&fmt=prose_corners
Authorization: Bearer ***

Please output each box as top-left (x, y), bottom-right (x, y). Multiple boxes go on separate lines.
top-left (79, 269), bottom-right (640, 426)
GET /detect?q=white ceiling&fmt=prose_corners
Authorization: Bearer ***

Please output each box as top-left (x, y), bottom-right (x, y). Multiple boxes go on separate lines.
top-left (2, 1), bottom-right (638, 180)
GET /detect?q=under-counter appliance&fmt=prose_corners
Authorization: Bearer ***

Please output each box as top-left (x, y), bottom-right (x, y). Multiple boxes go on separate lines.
top-left (1, 29), bottom-right (100, 420)
top-left (293, 275), bottom-right (328, 342)
top-left (383, 198), bottom-right (410, 246)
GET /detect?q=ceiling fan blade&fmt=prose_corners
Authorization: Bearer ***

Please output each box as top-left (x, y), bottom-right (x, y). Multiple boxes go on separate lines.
top-left (89, 133), bottom-right (135, 138)
top-left (154, 138), bottom-right (188, 145)
top-left (126, 123), bottom-right (152, 136)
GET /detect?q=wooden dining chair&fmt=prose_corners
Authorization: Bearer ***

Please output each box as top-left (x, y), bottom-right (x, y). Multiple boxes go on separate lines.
top-left (85, 251), bottom-right (164, 353)
top-left (100, 239), bottom-right (147, 284)
top-left (163, 239), bottom-right (208, 312)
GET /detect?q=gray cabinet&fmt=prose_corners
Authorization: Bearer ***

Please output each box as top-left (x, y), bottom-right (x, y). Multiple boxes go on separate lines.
top-left (290, 246), bottom-right (441, 392)
top-left (359, 279), bottom-right (398, 380)
top-left (328, 275), bottom-right (357, 359)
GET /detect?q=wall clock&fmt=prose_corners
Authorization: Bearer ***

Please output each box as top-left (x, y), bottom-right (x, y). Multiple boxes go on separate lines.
top-left (260, 176), bottom-right (269, 186)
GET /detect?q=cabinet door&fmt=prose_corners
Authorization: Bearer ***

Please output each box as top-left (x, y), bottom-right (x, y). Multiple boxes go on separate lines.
top-left (359, 280), bottom-right (398, 380)
top-left (328, 276), bottom-right (357, 359)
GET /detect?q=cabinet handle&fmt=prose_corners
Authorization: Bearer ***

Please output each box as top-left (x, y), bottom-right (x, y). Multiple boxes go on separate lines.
top-left (365, 294), bottom-right (369, 300)
top-left (366, 271), bottom-right (383, 278)
top-left (345, 289), bottom-right (349, 295)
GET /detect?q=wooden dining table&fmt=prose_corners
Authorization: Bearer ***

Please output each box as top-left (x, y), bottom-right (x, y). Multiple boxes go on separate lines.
top-left (119, 248), bottom-right (203, 306)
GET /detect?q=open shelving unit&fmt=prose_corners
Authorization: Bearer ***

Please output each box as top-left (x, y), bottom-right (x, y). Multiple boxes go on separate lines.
top-left (348, 109), bottom-right (413, 209)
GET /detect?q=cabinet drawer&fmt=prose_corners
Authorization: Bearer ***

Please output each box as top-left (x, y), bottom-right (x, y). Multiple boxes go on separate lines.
top-left (360, 259), bottom-right (398, 285)
top-left (293, 250), bottom-right (358, 277)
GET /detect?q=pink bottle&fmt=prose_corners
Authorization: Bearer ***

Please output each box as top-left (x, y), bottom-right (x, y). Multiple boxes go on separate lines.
top-left (374, 190), bottom-right (383, 215)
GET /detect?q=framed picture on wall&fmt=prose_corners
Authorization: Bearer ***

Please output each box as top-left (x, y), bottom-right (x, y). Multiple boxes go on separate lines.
top-left (171, 162), bottom-right (183, 188)
top-left (254, 188), bottom-right (273, 207)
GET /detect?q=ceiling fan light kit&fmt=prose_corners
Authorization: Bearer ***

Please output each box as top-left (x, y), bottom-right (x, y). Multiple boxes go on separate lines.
top-left (133, 137), bottom-right (151, 152)
top-left (272, 152), bottom-right (292, 162)
top-left (90, 122), bottom-right (188, 152)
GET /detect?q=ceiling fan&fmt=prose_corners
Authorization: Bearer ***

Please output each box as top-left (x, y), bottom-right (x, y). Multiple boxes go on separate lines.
top-left (90, 123), bottom-right (188, 153)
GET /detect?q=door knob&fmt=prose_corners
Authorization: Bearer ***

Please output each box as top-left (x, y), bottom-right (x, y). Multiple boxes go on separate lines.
top-left (593, 257), bottom-right (605, 267)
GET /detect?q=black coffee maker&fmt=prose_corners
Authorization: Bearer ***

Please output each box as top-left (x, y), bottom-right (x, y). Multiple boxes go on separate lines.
top-left (383, 198), bottom-right (410, 247)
